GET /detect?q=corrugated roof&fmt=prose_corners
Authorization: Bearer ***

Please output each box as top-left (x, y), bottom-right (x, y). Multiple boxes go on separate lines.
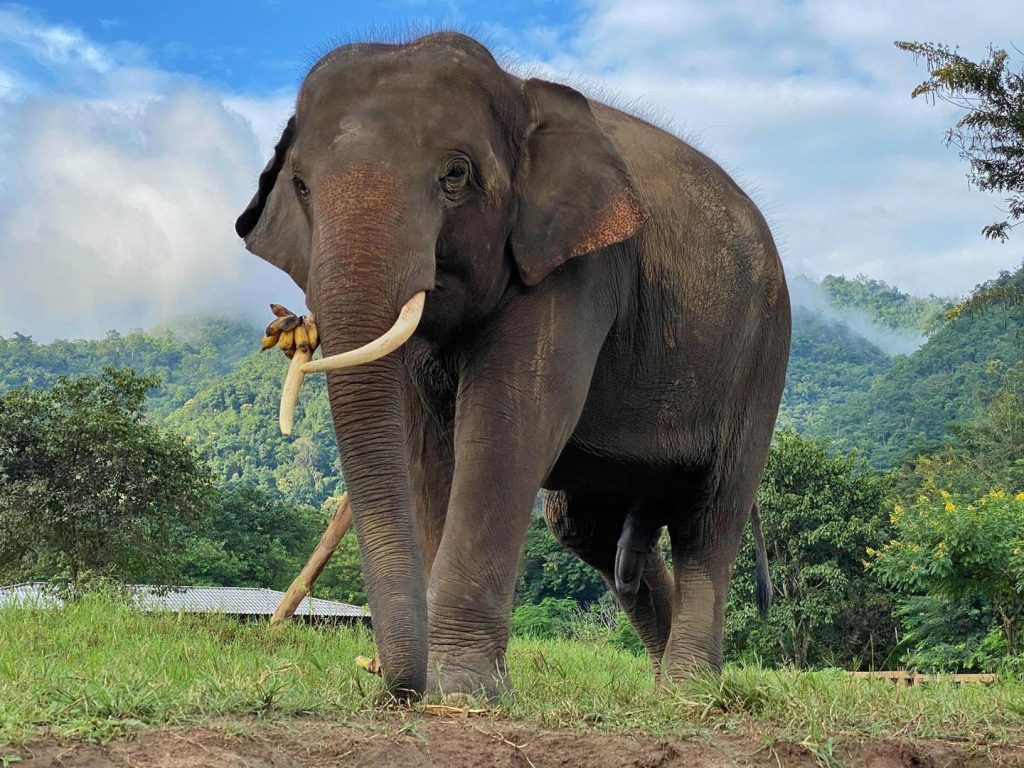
top-left (0, 582), bottom-right (369, 618)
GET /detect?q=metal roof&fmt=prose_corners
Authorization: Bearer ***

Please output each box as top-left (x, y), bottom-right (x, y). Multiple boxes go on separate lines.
top-left (0, 582), bottom-right (369, 619)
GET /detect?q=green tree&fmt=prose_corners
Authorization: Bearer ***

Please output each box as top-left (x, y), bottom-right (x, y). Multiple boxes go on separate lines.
top-left (897, 42), bottom-right (1024, 242)
top-left (872, 489), bottom-right (1024, 658)
top-left (0, 369), bottom-right (211, 585)
top-left (516, 515), bottom-right (607, 607)
top-left (895, 361), bottom-right (1024, 498)
top-left (726, 431), bottom-right (897, 669)
top-left (180, 485), bottom-right (319, 589)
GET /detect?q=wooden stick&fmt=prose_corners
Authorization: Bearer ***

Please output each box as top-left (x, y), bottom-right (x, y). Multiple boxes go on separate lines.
top-left (271, 494), bottom-right (352, 627)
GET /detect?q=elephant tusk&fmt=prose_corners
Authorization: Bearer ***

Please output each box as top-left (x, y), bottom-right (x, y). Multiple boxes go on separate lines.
top-left (279, 346), bottom-right (312, 435)
top-left (301, 291), bottom-right (425, 374)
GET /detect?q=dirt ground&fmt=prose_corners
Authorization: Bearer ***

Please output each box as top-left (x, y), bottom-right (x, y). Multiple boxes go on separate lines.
top-left (9, 716), bottom-right (1024, 768)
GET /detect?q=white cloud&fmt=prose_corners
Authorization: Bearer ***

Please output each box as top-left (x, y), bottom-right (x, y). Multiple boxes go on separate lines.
top-left (0, 6), bottom-right (301, 341)
top-left (1, 1), bottom-right (1021, 341)
top-left (512, 0), bottom-right (1023, 298)
top-left (0, 5), bottom-right (122, 76)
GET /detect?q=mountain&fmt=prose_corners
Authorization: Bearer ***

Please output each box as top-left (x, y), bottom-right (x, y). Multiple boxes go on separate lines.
top-left (2, 267), bottom-right (1021, 503)
top-left (824, 268), bottom-right (1024, 465)
top-left (0, 318), bottom-right (256, 418)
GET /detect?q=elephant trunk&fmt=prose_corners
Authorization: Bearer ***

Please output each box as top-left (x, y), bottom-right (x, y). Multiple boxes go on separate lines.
top-left (322, 346), bottom-right (426, 697)
top-left (309, 167), bottom-right (436, 698)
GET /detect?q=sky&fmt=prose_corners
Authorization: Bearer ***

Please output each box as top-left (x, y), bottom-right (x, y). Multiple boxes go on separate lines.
top-left (0, 1), bottom-right (1021, 340)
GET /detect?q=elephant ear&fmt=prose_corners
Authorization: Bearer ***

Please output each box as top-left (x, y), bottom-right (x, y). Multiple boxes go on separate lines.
top-left (235, 116), bottom-right (310, 291)
top-left (511, 79), bottom-right (647, 287)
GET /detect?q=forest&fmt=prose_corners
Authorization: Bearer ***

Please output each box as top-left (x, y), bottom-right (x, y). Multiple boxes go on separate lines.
top-left (2, 266), bottom-right (1023, 673)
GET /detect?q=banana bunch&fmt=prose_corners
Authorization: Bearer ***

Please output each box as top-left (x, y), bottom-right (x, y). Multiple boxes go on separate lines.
top-left (261, 303), bottom-right (319, 358)
top-left (262, 304), bottom-right (320, 436)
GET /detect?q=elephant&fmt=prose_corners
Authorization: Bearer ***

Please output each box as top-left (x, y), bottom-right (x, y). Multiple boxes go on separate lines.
top-left (235, 31), bottom-right (790, 701)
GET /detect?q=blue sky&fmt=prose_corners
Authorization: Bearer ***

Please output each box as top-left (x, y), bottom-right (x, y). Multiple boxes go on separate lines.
top-left (0, 1), bottom-right (1020, 339)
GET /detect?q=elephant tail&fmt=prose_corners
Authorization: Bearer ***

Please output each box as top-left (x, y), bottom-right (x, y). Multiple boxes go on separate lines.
top-left (751, 502), bottom-right (772, 619)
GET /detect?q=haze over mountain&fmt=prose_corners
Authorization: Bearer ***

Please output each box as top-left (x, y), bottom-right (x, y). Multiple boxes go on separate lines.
top-left (5, 269), bottom-right (1022, 509)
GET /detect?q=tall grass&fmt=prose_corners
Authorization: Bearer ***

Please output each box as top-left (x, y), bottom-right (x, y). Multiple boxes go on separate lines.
top-left (0, 596), bottom-right (381, 742)
top-left (2, 597), bottom-right (1024, 746)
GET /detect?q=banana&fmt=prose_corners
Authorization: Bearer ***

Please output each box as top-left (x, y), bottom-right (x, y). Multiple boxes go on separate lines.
top-left (295, 324), bottom-right (311, 353)
top-left (355, 655), bottom-right (382, 676)
top-left (277, 329), bottom-right (295, 355)
top-left (260, 304), bottom-right (318, 437)
top-left (266, 315), bottom-right (300, 336)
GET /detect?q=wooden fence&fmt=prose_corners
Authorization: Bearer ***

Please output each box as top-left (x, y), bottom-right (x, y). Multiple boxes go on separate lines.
top-left (851, 671), bottom-right (997, 685)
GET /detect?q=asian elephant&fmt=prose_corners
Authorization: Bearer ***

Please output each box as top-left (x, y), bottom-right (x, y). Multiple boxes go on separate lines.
top-left (235, 32), bottom-right (790, 700)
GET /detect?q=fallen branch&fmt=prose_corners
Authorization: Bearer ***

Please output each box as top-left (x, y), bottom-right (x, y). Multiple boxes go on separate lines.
top-left (270, 494), bottom-right (352, 627)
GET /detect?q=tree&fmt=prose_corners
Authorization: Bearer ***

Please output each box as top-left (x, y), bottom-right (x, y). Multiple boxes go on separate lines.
top-left (726, 431), bottom-right (898, 669)
top-left (180, 485), bottom-right (320, 589)
top-left (897, 42), bottom-right (1024, 242)
top-left (0, 369), bottom-right (211, 586)
top-left (894, 360), bottom-right (1024, 499)
top-left (516, 515), bottom-right (607, 607)
top-left (871, 489), bottom-right (1024, 658)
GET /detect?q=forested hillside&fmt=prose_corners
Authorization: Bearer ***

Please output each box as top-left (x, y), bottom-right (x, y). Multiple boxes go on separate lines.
top-left (0, 319), bottom-right (255, 419)
top-left (826, 268), bottom-right (1024, 465)
top-left (1, 270), bottom-right (1018, 501)
top-left (820, 274), bottom-right (948, 331)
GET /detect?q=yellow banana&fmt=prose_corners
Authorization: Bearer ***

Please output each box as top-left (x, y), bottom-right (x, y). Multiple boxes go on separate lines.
top-left (261, 333), bottom-right (280, 351)
top-left (277, 329), bottom-right (295, 355)
top-left (305, 320), bottom-right (319, 351)
top-left (270, 303), bottom-right (292, 318)
top-left (267, 315), bottom-right (300, 335)
top-left (355, 655), bottom-right (382, 676)
top-left (295, 324), bottom-right (311, 353)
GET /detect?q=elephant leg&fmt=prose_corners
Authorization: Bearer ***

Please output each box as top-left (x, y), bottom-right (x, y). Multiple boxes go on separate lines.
top-left (543, 490), bottom-right (674, 667)
top-left (424, 269), bottom-right (614, 700)
top-left (661, 467), bottom-right (758, 679)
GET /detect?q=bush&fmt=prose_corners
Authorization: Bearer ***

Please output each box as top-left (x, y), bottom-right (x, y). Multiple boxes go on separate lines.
top-left (872, 489), bottom-right (1024, 659)
top-left (726, 430), bottom-right (897, 669)
top-left (511, 597), bottom-right (578, 639)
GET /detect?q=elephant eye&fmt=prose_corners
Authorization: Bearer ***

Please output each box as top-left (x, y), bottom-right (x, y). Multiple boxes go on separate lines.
top-left (292, 175), bottom-right (310, 202)
top-left (440, 158), bottom-right (471, 195)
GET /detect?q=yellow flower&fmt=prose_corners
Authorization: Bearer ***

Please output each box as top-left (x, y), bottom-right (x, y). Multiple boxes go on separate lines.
top-left (891, 504), bottom-right (904, 524)
top-left (940, 490), bottom-right (951, 500)
top-left (945, 501), bottom-right (956, 513)
top-left (865, 547), bottom-right (877, 557)
top-left (1014, 492), bottom-right (1024, 502)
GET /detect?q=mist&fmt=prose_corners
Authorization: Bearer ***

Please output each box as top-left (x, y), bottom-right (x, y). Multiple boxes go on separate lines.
top-left (787, 275), bottom-right (932, 356)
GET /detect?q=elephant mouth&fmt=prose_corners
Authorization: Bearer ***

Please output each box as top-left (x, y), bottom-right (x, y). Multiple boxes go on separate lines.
top-left (276, 291), bottom-right (426, 435)
top-left (301, 291), bottom-right (426, 374)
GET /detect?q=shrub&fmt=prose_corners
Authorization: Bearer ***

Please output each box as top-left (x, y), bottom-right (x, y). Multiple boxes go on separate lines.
top-left (511, 597), bottom-right (579, 639)
top-left (872, 490), bottom-right (1024, 659)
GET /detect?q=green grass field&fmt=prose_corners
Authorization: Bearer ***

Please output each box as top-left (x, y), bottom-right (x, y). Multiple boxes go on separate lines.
top-left (3, 597), bottom-right (1024, 751)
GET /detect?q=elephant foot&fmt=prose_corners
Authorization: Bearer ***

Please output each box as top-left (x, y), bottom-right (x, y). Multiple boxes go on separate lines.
top-left (425, 660), bottom-right (511, 704)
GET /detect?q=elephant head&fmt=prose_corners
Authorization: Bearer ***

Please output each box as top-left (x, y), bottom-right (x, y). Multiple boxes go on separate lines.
top-left (235, 32), bottom-right (645, 698)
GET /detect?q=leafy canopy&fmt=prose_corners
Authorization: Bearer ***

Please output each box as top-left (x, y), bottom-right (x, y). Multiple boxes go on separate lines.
top-left (0, 368), bottom-right (211, 586)
top-left (871, 489), bottom-right (1024, 657)
top-left (727, 430), bottom-right (896, 669)
top-left (897, 41), bottom-right (1024, 242)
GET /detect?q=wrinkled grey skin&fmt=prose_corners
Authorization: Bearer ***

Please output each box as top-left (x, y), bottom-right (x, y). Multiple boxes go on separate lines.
top-left (236, 32), bottom-right (790, 701)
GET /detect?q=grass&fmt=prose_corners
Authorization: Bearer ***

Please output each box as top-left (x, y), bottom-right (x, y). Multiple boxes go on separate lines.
top-left (2, 596), bottom-right (1024, 748)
